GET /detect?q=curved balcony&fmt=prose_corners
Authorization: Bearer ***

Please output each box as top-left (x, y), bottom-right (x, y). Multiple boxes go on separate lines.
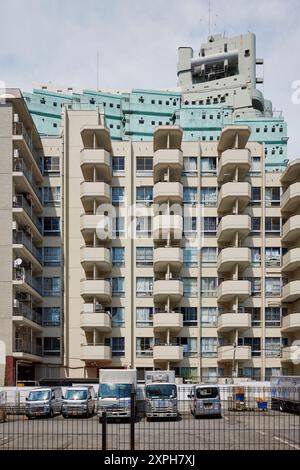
top-left (281, 183), bottom-right (300, 214)
top-left (80, 344), bottom-right (112, 362)
top-left (217, 126), bottom-right (251, 154)
top-left (153, 345), bottom-right (183, 362)
top-left (281, 346), bottom-right (298, 363)
top-left (153, 247), bottom-right (183, 273)
top-left (218, 149), bottom-right (251, 183)
top-left (80, 279), bottom-right (112, 304)
top-left (80, 214), bottom-right (111, 241)
top-left (281, 313), bottom-right (300, 333)
top-left (217, 280), bottom-right (251, 304)
top-left (80, 246), bottom-right (111, 272)
top-left (281, 159), bottom-right (300, 185)
top-left (217, 214), bottom-right (251, 243)
top-left (218, 345), bottom-right (251, 362)
top-left (153, 279), bottom-right (183, 305)
top-left (80, 148), bottom-right (112, 182)
top-left (153, 214), bottom-right (182, 241)
top-left (217, 313), bottom-right (251, 332)
top-left (153, 182), bottom-right (183, 204)
top-left (282, 215), bottom-right (300, 243)
top-left (80, 311), bottom-right (112, 332)
top-left (153, 312), bottom-right (183, 332)
top-left (282, 248), bottom-right (300, 272)
top-left (217, 182), bottom-right (251, 214)
top-left (217, 247), bottom-right (251, 274)
top-left (80, 181), bottom-right (111, 206)
top-left (281, 281), bottom-right (300, 303)
top-left (153, 149), bottom-right (183, 183)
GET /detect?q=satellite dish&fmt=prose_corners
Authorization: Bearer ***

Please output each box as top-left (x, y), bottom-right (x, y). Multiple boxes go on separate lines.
top-left (14, 258), bottom-right (23, 267)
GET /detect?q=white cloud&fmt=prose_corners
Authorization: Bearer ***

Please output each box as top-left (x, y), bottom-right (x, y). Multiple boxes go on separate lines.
top-left (0, 0), bottom-right (299, 157)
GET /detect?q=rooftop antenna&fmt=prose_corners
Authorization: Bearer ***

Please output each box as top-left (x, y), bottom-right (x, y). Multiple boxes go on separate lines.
top-left (97, 50), bottom-right (99, 91)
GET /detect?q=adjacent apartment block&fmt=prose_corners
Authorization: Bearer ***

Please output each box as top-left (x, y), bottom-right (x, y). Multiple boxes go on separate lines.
top-left (0, 32), bottom-right (299, 385)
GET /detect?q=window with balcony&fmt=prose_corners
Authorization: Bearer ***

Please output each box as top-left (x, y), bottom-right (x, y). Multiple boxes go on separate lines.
top-left (136, 277), bottom-right (153, 297)
top-left (238, 337), bottom-right (261, 356)
top-left (183, 247), bottom-right (198, 266)
top-left (265, 217), bottom-right (281, 235)
top-left (112, 187), bottom-right (125, 205)
top-left (43, 217), bottom-right (60, 236)
top-left (177, 337), bottom-right (197, 357)
top-left (265, 277), bottom-right (282, 297)
top-left (183, 217), bottom-right (197, 237)
top-left (136, 216), bottom-right (152, 237)
top-left (251, 187), bottom-right (261, 206)
top-left (43, 187), bottom-right (61, 207)
top-left (201, 338), bottom-right (218, 357)
top-left (201, 157), bottom-right (216, 176)
top-left (112, 217), bottom-right (125, 237)
top-left (265, 187), bottom-right (280, 207)
top-left (112, 247), bottom-right (125, 266)
top-left (43, 277), bottom-right (61, 297)
top-left (43, 156), bottom-right (60, 175)
top-left (251, 247), bottom-right (261, 266)
top-left (43, 247), bottom-right (61, 266)
top-left (265, 247), bottom-right (281, 267)
top-left (200, 187), bottom-right (217, 207)
top-left (202, 217), bottom-right (217, 235)
top-left (43, 337), bottom-right (60, 356)
top-left (136, 337), bottom-right (154, 357)
top-left (136, 186), bottom-right (153, 205)
top-left (111, 337), bottom-right (125, 356)
top-left (136, 247), bottom-right (153, 266)
top-left (111, 307), bottom-right (125, 327)
top-left (201, 277), bottom-right (218, 297)
top-left (265, 308), bottom-right (281, 327)
top-left (182, 157), bottom-right (197, 176)
top-left (183, 187), bottom-right (198, 205)
top-left (251, 217), bottom-right (261, 234)
top-left (136, 157), bottom-right (153, 175)
top-left (42, 307), bottom-right (61, 326)
top-left (201, 247), bottom-right (217, 264)
top-left (112, 277), bottom-right (125, 297)
top-left (201, 307), bottom-right (218, 327)
top-left (181, 307), bottom-right (197, 326)
top-left (136, 307), bottom-right (154, 327)
top-left (183, 277), bottom-right (197, 297)
top-left (112, 156), bottom-right (125, 173)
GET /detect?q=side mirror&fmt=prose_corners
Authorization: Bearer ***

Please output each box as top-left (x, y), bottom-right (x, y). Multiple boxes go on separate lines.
top-left (26, 397), bottom-right (28, 401)
top-left (61, 395), bottom-right (64, 400)
top-left (187, 394), bottom-right (191, 399)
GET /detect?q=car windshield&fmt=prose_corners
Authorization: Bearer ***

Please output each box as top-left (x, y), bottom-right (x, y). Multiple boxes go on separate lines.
top-left (146, 384), bottom-right (177, 399)
top-left (65, 389), bottom-right (88, 400)
top-left (196, 387), bottom-right (219, 399)
top-left (98, 383), bottom-right (132, 399)
top-left (28, 390), bottom-right (50, 401)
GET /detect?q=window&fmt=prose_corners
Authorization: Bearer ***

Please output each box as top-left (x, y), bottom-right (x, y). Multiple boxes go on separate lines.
top-left (43, 277), bottom-right (61, 296)
top-left (250, 157), bottom-right (261, 174)
top-left (177, 338), bottom-right (197, 357)
top-left (265, 338), bottom-right (282, 357)
top-left (251, 217), bottom-right (261, 233)
top-left (265, 308), bottom-right (281, 327)
top-left (136, 277), bottom-right (153, 297)
top-left (182, 157), bottom-right (197, 175)
top-left (246, 307), bottom-right (261, 327)
top-left (136, 308), bottom-right (154, 327)
top-left (136, 337), bottom-right (153, 357)
top-left (43, 247), bottom-right (61, 266)
top-left (181, 307), bottom-right (197, 326)
top-left (43, 337), bottom-right (60, 356)
top-left (248, 277), bottom-right (261, 296)
top-left (42, 307), bottom-right (60, 326)
top-left (201, 368), bottom-right (222, 383)
top-left (183, 187), bottom-right (198, 204)
top-left (238, 337), bottom-right (261, 356)
top-left (174, 367), bottom-right (198, 382)
top-left (201, 277), bottom-right (217, 297)
top-left (111, 337), bottom-right (125, 356)
top-left (183, 217), bottom-right (197, 236)
top-left (201, 247), bottom-right (217, 264)
top-left (43, 217), bottom-right (60, 236)
top-left (183, 278), bottom-right (197, 297)
top-left (265, 217), bottom-right (281, 234)
top-left (136, 186), bottom-right (153, 205)
top-left (183, 247), bottom-right (198, 266)
top-left (112, 156), bottom-right (125, 173)
top-left (112, 217), bottom-right (125, 237)
top-left (112, 187), bottom-right (125, 205)
top-left (201, 307), bottom-right (218, 327)
top-left (238, 368), bottom-right (261, 381)
top-left (136, 247), bottom-right (153, 266)
top-left (43, 156), bottom-right (60, 174)
top-left (112, 277), bottom-right (125, 297)
top-left (266, 188), bottom-right (280, 207)
top-left (265, 277), bottom-right (281, 297)
top-left (251, 247), bottom-right (261, 266)
top-left (201, 157), bottom-right (216, 175)
top-left (136, 216), bottom-right (152, 237)
top-left (265, 368), bottom-right (289, 381)
top-left (202, 217), bottom-right (217, 235)
top-left (112, 247), bottom-right (125, 266)
top-left (251, 187), bottom-right (261, 206)
top-left (200, 187), bottom-right (217, 206)
top-left (43, 187), bottom-right (61, 206)
top-left (201, 338), bottom-right (218, 357)
top-left (136, 157), bottom-right (153, 174)
top-left (265, 247), bottom-right (281, 267)
top-left (111, 307), bottom-right (125, 327)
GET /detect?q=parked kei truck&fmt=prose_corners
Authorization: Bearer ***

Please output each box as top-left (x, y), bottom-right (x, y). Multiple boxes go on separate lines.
top-left (271, 376), bottom-right (300, 413)
top-left (145, 371), bottom-right (178, 419)
top-left (97, 369), bottom-right (137, 420)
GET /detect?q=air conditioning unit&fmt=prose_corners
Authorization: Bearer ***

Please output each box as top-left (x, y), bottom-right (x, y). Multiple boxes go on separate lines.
top-left (13, 113), bottom-right (19, 123)
top-left (13, 149), bottom-right (19, 159)
top-left (13, 299), bottom-right (19, 309)
top-left (12, 221), bottom-right (18, 231)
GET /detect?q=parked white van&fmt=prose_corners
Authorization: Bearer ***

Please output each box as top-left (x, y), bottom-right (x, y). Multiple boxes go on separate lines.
top-left (25, 387), bottom-right (63, 419)
top-left (188, 385), bottom-right (222, 418)
top-left (62, 386), bottom-right (95, 418)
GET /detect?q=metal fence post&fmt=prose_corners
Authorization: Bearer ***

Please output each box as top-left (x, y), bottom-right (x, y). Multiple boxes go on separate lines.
top-left (102, 411), bottom-right (107, 451)
top-left (130, 391), bottom-right (135, 451)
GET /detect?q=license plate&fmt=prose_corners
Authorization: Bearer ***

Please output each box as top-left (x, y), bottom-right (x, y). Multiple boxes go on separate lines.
top-left (204, 404), bottom-right (212, 409)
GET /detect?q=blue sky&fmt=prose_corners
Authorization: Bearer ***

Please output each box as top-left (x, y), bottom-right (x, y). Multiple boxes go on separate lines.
top-left (0, 0), bottom-right (299, 157)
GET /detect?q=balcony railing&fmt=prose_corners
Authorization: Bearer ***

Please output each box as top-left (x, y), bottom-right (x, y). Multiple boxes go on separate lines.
top-left (13, 302), bottom-right (42, 325)
top-left (13, 158), bottom-right (42, 203)
top-left (13, 268), bottom-right (42, 295)
top-left (13, 122), bottom-right (42, 172)
top-left (13, 231), bottom-right (42, 265)
top-left (13, 195), bottom-right (43, 234)
top-left (14, 338), bottom-right (42, 356)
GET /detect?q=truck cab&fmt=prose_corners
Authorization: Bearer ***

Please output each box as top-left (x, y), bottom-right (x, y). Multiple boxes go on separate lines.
top-left (145, 371), bottom-right (178, 419)
top-left (188, 385), bottom-right (222, 418)
top-left (25, 387), bottom-right (62, 419)
top-left (62, 386), bottom-right (95, 418)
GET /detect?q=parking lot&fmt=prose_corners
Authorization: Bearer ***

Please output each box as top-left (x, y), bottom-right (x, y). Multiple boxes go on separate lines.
top-left (0, 409), bottom-right (299, 450)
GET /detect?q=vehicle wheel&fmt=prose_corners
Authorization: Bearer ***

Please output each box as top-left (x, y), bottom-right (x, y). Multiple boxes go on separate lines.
top-left (48, 409), bottom-right (54, 418)
top-left (279, 401), bottom-right (286, 412)
top-left (27, 416), bottom-right (33, 420)
top-left (62, 413), bottom-right (67, 419)
top-left (98, 417), bottom-right (102, 423)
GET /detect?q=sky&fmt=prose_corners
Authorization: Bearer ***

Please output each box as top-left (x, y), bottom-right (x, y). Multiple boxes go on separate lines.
top-left (0, 0), bottom-right (299, 157)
